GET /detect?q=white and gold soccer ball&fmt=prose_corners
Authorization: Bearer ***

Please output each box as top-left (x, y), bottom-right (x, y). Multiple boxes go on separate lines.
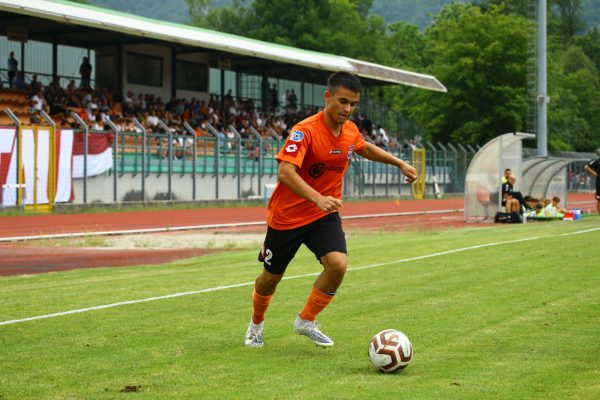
top-left (368, 329), bottom-right (413, 373)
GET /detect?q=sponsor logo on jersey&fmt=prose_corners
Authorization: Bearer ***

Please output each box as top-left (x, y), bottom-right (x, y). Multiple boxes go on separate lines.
top-left (309, 163), bottom-right (344, 178)
top-left (284, 144), bottom-right (298, 154)
top-left (347, 144), bottom-right (355, 160)
top-left (290, 130), bottom-right (304, 142)
top-left (330, 149), bottom-right (343, 155)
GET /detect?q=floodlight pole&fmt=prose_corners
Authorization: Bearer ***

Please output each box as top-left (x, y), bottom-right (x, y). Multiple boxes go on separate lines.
top-left (537, 0), bottom-right (548, 157)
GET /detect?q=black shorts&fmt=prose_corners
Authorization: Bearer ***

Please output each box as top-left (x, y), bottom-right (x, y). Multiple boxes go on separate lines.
top-left (258, 212), bottom-right (347, 275)
top-left (596, 179), bottom-right (600, 200)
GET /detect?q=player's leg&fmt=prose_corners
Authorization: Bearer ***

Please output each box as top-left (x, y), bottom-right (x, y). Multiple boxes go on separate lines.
top-left (294, 213), bottom-right (347, 347)
top-left (245, 226), bottom-right (303, 347)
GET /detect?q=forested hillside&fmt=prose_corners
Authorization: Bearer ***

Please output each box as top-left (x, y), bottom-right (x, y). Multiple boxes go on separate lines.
top-left (86, 0), bottom-right (600, 30)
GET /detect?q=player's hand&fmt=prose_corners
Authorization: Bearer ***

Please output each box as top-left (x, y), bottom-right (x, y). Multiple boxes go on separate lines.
top-left (317, 196), bottom-right (342, 212)
top-left (401, 163), bottom-right (418, 183)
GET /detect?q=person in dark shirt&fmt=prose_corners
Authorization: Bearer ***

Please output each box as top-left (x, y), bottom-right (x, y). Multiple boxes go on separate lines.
top-left (502, 175), bottom-right (524, 213)
top-left (79, 57), bottom-right (92, 89)
top-left (583, 149), bottom-right (600, 214)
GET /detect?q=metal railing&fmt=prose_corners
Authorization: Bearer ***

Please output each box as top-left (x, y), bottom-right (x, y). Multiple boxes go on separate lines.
top-left (70, 130), bottom-right (481, 202)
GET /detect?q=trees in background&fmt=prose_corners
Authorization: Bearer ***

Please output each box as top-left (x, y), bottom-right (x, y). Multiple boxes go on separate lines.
top-left (185, 0), bottom-right (599, 151)
top-left (409, 4), bottom-right (529, 145)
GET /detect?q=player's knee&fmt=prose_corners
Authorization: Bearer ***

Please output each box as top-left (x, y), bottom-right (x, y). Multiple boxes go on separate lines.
top-left (257, 271), bottom-right (283, 289)
top-left (324, 256), bottom-right (347, 276)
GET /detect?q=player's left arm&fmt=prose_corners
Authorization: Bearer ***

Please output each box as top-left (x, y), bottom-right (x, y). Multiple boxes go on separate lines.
top-left (356, 142), bottom-right (417, 183)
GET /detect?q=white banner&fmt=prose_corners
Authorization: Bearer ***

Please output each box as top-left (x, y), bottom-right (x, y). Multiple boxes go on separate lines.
top-left (56, 129), bottom-right (74, 203)
top-left (0, 128), bottom-right (74, 206)
top-left (72, 146), bottom-right (113, 178)
top-left (0, 128), bottom-right (17, 206)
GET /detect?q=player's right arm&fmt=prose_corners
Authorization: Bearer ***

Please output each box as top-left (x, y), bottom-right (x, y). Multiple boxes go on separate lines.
top-left (584, 164), bottom-right (597, 177)
top-left (278, 161), bottom-right (342, 212)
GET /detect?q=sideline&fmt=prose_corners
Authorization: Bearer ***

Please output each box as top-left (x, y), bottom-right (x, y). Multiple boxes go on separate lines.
top-left (0, 209), bottom-right (462, 243)
top-left (6, 228), bottom-right (598, 327)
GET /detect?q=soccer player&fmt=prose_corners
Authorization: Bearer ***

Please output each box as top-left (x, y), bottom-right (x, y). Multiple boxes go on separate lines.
top-left (583, 148), bottom-right (600, 215)
top-left (244, 72), bottom-right (417, 348)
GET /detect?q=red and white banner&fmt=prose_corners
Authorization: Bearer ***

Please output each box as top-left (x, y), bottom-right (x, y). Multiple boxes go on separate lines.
top-left (1, 128), bottom-right (75, 206)
top-left (0, 128), bottom-right (17, 206)
top-left (72, 132), bottom-right (113, 178)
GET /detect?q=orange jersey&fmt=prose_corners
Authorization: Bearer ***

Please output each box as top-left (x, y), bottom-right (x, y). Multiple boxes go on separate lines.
top-left (267, 110), bottom-right (366, 230)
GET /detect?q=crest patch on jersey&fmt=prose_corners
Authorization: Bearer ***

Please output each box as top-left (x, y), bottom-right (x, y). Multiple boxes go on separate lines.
top-left (290, 130), bottom-right (304, 142)
top-left (347, 144), bottom-right (355, 160)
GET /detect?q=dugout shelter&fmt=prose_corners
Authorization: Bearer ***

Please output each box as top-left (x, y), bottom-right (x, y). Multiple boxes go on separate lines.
top-left (464, 132), bottom-right (587, 222)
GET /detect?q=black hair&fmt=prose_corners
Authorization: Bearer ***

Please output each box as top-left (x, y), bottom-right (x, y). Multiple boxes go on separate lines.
top-left (327, 72), bottom-right (361, 94)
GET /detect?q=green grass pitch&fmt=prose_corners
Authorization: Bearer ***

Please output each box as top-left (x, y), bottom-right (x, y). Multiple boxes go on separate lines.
top-left (1, 217), bottom-right (599, 399)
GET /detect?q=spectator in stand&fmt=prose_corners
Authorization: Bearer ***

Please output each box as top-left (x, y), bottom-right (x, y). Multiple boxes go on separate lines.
top-left (270, 83), bottom-right (279, 111)
top-left (27, 99), bottom-right (41, 124)
top-left (282, 89), bottom-right (290, 109)
top-left (583, 148), bottom-right (600, 215)
top-left (147, 110), bottom-right (160, 129)
top-left (7, 51), bottom-right (18, 89)
top-left (79, 56), bottom-right (92, 89)
top-left (289, 89), bottom-right (297, 110)
top-left (30, 74), bottom-right (41, 94)
top-left (377, 124), bottom-right (389, 145)
top-left (12, 70), bottom-right (27, 90)
top-left (91, 113), bottom-right (104, 131)
top-left (86, 103), bottom-right (98, 121)
top-left (47, 77), bottom-right (65, 101)
top-left (31, 89), bottom-right (48, 113)
top-left (66, 79), bottom-right (76, 92)
top-left (215, 123), bottom-right (227, 154)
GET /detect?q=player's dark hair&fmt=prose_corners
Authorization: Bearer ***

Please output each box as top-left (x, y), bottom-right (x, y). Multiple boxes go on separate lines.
top-left (327, 72), bottom-right (362, 94)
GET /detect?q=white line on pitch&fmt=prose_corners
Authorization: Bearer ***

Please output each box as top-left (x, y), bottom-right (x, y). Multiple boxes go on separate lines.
top-left (0, 209), bottom-right (462, 243)
top-left (560, 227), bottom-right (600, 236)
top-left (0, 231), bottom-right (568, 328)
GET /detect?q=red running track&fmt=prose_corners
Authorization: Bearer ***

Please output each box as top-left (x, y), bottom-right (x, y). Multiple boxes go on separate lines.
top-left (0, 197), bottom-right (465, 240)
top-left (0, 194), bottom-right (595, 276)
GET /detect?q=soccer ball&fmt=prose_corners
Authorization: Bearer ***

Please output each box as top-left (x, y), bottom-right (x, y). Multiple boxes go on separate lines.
top-left (368, 329), bottom-right (412, 373)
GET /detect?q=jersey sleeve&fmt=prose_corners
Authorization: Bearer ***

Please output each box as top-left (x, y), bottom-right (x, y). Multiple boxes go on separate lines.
top-left (276, 127), bottom-right (311, 168)
top-left (354, 129), bottom-right (367, 152)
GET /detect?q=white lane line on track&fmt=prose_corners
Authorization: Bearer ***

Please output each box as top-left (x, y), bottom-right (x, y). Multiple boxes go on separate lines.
top-left (9, 227), bottom-right (600, 327)
top-left (0, 209), bottom-right (463, 243)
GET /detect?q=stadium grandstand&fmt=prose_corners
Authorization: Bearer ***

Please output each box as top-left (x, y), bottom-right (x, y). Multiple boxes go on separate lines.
top-left (0, 0), bottom-right (594, 210)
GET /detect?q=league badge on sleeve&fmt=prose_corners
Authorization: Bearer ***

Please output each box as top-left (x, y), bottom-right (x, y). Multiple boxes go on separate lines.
top-left (290, 130), bottom-right (304, 142)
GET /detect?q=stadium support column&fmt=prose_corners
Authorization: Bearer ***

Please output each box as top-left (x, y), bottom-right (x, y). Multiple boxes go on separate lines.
top-left (171, 48), bottom-right (177, 100)
top-left (220, 69), bottom-right (225, 111)
top-left (52, 36), bottom-right (58, 84)
top-left (116, 44), bottom-right (123, 98)
top-left (537, 0), bottom-right (548, 157)
top-left (261, 71), bottom-right (268, 110)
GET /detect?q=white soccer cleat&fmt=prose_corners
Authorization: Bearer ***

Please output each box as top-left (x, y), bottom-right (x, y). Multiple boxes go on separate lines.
top-left (244, 320), bottom-right (264, 348)
top-left (293, 315), bottom-right (334, 347)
